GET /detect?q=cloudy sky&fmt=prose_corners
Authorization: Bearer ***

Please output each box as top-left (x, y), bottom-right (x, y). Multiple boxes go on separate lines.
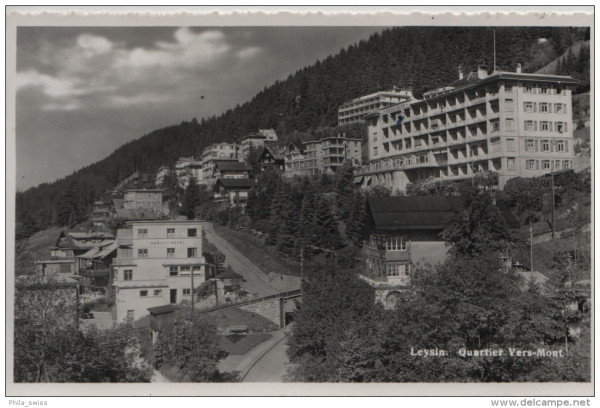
top-left (15, 26), bottom-right (382, 191)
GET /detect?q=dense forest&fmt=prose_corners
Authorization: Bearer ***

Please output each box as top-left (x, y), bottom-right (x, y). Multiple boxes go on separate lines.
top-left (16, 26), bottom-right (590, 238)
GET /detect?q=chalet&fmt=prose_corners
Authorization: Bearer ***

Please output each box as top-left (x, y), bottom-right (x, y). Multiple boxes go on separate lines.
top-left (283, 142), bottom-right (305, 177)
top-left (213, 178), bottom-right (257, 207)
top-left (213, 161), bottom-right (253, 179)
top-left (91, 194), bottom-right (113, 224)
top-left (51, 230), bottom-right (115, 259)
top-left (76, 241), bottom-right (118, 292)
top-left (362, 196), bottom-right (518, 286)
top-left (258, 146), bottom-right (285, 172)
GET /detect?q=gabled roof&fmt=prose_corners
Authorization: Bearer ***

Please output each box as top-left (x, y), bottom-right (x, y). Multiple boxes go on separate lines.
top-left (55, 230), bottom-right (115, 249)
top-left (284, 142), bottom-right (304, 154)
top-left (148, 304), bottom-right (177, 315)
top-left (213, 178), bottom-right (257, 189)
top-left (215, 161), bottom-right (253, 172)
top-left (216, 268), bottom-right (245, 281)
top-left (77, 241), bottom-right (118, 259)
top-left (367, 196), bottom-right (463, 230)
top-left (259, 146), bottom-right (285, 161)
top-left (367, 196), bottom-right (519, 231)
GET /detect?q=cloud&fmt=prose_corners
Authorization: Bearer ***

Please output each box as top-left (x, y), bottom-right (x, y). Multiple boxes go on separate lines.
top-left (76, 34), bottom-right (113, 56)
top-left (16, 27), bottom-right (261, 113)
top-left (237, 46), bottom-right (262, 60)
top-left (16, 69), bottom-right (82, 98)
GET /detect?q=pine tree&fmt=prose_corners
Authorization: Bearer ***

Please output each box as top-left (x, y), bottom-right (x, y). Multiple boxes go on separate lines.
top-left (314, 197), bottom-right (341, 251)
top-left (181, 178), bottom-right (201, 220)
top-left (334, 164), bottom-right (356, 221)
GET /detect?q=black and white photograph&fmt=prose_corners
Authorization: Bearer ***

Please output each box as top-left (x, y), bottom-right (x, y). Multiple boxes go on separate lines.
top-left (6, 6), bottom-right (594, 400)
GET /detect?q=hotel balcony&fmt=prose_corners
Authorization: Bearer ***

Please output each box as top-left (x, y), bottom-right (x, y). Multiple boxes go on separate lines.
top-left (468, 96), bottom-right (486, 106)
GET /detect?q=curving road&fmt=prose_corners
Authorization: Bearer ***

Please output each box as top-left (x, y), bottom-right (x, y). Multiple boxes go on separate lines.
top-left (202, 223), bottom-right (279, 298)
top-left (241, 328), bottom-right (291, 382)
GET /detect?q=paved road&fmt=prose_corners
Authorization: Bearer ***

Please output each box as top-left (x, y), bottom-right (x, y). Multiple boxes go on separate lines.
top-left (218, 327), bottom-right (288, 380)
top-left (241, 328), bottom-right (291, 382)
top-left (203, 223), bottom-right (279, 298)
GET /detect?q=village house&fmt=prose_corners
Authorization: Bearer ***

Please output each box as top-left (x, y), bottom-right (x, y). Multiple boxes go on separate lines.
top-left (283, 142), bottom-right (305, 177)
top-left (212, 178), bottom-right (257, 208)
top-left (212, 161), bottom-right (253, 180)
top-left (154, 165), bottom-right (172, 187)
top-left (239, 128), bottom-right (278, 161)
top-left (37, 230), bottom-right (115, 276)
top-left (112, 220), bottom-right (206, 322)
top-left (362, 195), bottom-right (518, 285)
top-left (257, 146), bottom-right (285, 172)
top-left (90, 194), bottom-right (113, 226)
top-left (76, 241), bottom-right (118, 293)
top-left (283, 135), bottom-right (362, 177)
top-left (174, 157), bottom-right (203, 188)
top-left (201, 143), bottom-right (241, 186)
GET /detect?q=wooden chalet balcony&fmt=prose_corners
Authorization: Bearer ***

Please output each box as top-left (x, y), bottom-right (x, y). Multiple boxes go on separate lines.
top-left (79, 267), bottom-right (111, 277)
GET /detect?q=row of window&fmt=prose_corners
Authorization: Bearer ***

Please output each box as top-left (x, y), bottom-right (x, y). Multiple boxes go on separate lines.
top-left (386, 262), bottom-right (410, 277)
top-left (506, 158), bottom-right (572, 171)
top-left (525, 139), bottom-right (569, 153)
top-left (521, 101), bottom-right (567, 114)
top-left (138, 228), bottom-right (197, 238)
top-left (526, 159), bottom-right (572, 171)
top-left (137, 247), bottom-right (197, 258)
top-left (524, 121), bottom-right (568, 133)
top-left (508, 84), bottom-right (565, 95)
top-left (370, 236), bottom-right (408, 251)
top-left (139, 289), bottom-right (162, 297)
top-left (169, 265), bottom-right (202, 276)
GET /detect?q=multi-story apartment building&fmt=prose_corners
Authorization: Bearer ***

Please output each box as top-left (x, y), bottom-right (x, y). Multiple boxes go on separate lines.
top-left (201, 143), bottom-right (240, 185)
top-left (113, 220), bottom-right (206, 322)
top-left (283, 136), bottom-right (362, 177)
top-left (303, 136), bottom-right (362, 176)
top-left (123, 189), bottom-right (164, 212)
top-left (174, 157), bottom-right (203, 188)
top-left (154, 166), bottom-right (172, 187)
top-left (357, 66), bottom-right (579, 190)
top-left (338, 88), bottom-right (414, 125)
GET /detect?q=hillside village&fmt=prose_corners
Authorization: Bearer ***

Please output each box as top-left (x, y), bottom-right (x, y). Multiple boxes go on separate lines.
top-left (14, 27), bottom-right (592, 384)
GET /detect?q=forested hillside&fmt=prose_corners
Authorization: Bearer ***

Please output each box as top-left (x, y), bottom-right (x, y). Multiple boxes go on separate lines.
top-left (16, 26), bottom-right (590, 238)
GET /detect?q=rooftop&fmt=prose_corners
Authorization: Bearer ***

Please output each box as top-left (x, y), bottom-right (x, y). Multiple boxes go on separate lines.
top-left (215, 161), bottom-right (253, 172)
top-left (214, 178), bottom-right (257, 188)
top-left (367, 196), bottom-right (518, 230)
top-left (367, 196), bottom-right (463, 230)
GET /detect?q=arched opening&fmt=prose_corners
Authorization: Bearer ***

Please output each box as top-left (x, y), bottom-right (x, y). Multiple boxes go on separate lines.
top-left (385, 291), bottom-right (403, 310)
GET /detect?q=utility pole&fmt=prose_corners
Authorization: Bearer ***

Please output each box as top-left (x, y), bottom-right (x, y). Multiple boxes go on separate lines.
top-left (551, 161), bottom-right (556, 240)
top-left (493, 28), bottom-right (497, 71)
top-left (191, 263), bottom-right (195, 312)
top-left (530, 222), bottom-right (534, 272)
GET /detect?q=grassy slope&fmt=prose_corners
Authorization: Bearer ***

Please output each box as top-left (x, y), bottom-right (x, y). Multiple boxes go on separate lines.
top-left (26, 226), bottom-right (63, 260)
top-left (214, 225), bottom-right (301, 277)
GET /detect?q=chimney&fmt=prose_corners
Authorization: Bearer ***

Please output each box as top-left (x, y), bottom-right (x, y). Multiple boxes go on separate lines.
top-left (516, 63), bottom-right (522, 74)
top-left (458, 65), bottom-right (463, 80)
top-left (477, 65), bottom-right (488, 79)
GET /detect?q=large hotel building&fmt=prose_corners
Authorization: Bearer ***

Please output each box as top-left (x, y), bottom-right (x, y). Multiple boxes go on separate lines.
top-left (355, 65), bottom-right (579, 190)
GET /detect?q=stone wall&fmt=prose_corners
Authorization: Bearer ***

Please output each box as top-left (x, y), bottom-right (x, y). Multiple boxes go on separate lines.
top-left (240, 297), bottom-right (284, 328)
